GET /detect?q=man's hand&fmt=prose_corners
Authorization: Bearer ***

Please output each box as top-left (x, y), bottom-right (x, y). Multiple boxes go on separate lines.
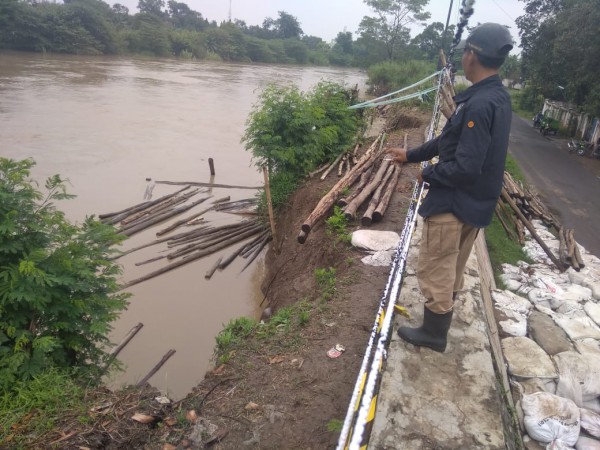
top-left (386, 146), bottom-right (408, 163)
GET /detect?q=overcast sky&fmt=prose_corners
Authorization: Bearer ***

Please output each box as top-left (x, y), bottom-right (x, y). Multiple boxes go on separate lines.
top-left (121, 0), bottom-right (525, 47)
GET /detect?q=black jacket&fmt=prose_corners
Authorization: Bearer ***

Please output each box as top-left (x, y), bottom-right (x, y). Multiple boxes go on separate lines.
top-left (407, 74), bottom-right (512, 228)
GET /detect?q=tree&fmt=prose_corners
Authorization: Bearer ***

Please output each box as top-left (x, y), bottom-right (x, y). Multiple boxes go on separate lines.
top-left (167, 0), bottom-right (206, 31)
top-left (0, 158), bottom-right (129, 388)
top-left (411, 21), bottom-right (454, 60)
top-left (500, 54), bottom-right (521, 88)
top-left (137, 0), bottom-right (164, 16)
top-left (359, 0), bottom-right (430, 60)
top-left (330, 32), bottom-right (354, 66)
top-left (517, 0), bottom-right (600, 116)
top-left (275, 11), bottom-right (302, 39)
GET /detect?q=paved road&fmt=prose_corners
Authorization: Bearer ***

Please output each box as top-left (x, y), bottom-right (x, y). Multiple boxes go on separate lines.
top-left (508, 113), bottom-right (600, 255)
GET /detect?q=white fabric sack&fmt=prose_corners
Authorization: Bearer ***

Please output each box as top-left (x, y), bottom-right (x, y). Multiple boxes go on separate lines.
top-left (522, 391), bottom-right (580, 448)
top-left (575, 435), bottom-right (600, 450)
top-left (581, 408), bottom-right (600, 438)
top-left (351, 230), bottom-right (400, 252)
top-left (554, 352), bottom-right (600, 400)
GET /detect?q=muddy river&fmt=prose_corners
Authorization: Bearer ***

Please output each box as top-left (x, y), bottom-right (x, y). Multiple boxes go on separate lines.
top-left (0, 51), bottom-right (366, 398)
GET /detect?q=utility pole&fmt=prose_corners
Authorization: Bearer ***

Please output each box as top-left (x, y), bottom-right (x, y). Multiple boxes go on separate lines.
top-left (228, 0), bottom-right (232, 22)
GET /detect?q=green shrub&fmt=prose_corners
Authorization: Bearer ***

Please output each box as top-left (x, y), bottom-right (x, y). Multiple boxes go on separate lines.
top-left (326, 206), bottom-right (352, 245)
top-left (242, 81), bottom-right (362, 178)
top-left (0, 158), bottom-right (129, 389)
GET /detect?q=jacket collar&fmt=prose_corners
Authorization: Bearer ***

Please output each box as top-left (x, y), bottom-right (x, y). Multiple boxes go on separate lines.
top-left (454, 74), bottom-right (502, 103)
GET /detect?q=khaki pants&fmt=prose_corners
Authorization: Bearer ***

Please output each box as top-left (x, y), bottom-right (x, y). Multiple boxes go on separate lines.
top-left (417, 213), bottom-right (479, 314)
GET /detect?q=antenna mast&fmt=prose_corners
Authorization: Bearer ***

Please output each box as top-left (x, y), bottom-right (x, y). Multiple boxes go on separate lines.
top-left (228, 0), bottom-right (232, 22)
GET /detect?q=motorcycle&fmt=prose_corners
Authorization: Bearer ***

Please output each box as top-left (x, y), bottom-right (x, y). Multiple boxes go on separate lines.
top-left (568, 138), bottom-right (587, 156)
top-left (539, 117), bottom-right (559, 136)
top-left (533, 113), bottom-right (543, 129)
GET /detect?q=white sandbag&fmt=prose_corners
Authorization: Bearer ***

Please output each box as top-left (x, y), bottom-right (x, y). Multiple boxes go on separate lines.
top-left (580, 408), bottom-right (600, 438)
top-left (492, 289), bottom-right (532, 315)
top-left (557, 368), bottom-right (583, 407)
top-left (583, 398), bottom-right (600, 415)
top-left (361, 250), bottom-right (394, 267)
top-left (530, 288), bottom-right (555, 309)
top-left (585, 303), bottom-right (600, 327)
top-left (561, 285), bottom-right (594, 303)
top-left (499, 315), bottom-right (528, 337)
top-left (556, 301), bottom-right (585, 317)
top-left (575, 435), bottom-right (600, 450)
top-left (351, 230), bottom-right (400, 252)
top-left (554, 352), bottom-right (600, 400)
top-left (502, 263), bottom-right (522, 276)
top-left (575, 339), bottom-right (600, 357)
top-left (554, 316), bottom-right (600, 340)
top-left (521, 391), bottom-right (580, 448)
top-left (503, 278), bottom-right (525, 292)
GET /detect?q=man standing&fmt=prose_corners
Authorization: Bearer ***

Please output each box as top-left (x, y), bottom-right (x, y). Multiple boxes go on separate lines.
top-left (387, 23), bottom-right (513, 353)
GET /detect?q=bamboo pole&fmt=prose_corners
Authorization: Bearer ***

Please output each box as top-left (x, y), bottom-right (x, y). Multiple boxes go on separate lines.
top-left (103, 322), bottom-right (144, 370)
top-left (136, 349), bottom-right (176, 387)
top-left (308, 163), bottom-right (330, 178)
top-left (120, 226), bottom-right (265, 289)
top-left (120, 190), bottom-right (200, 227)
top-left (156, 180), bottom-right (261, 190)
top-left (263, 167), bottom-right (277, 240)
top-left (120, 196), bottom-right (212, 237)
top-left (240, 235), bottom-right (272, 272)
top-left (205, 257), bottom-right (222, 279)
top-left (321, 152), bottom-right (345, 181)
top-left (104, 186), bottom-right (192, 224)
top-left (501, 188), bottom-right (563, 271)
top-left (218, 243), bottom-right (247, 270)
top-left (156, 206), bottom-right (215, 236)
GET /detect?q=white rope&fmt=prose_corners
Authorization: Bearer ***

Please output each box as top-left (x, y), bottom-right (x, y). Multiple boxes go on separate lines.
top-left (349, 71), bottom-right (441, 110)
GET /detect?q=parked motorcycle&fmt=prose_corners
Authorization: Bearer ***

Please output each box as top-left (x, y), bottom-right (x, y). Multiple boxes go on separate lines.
top-left (539, 117), bottom-right (559, 136)
top-left (533, 112), bottom-right (544, 129)
top-left (568, 138), bottom-right (587, 156)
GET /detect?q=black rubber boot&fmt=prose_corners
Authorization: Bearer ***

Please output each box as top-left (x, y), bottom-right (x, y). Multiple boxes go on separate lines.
top-left (397, 306), bottom-right (453, 353)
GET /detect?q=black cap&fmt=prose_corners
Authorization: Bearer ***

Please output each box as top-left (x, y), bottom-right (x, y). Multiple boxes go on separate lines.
top-left (456, 23), bottom-right (513, 59)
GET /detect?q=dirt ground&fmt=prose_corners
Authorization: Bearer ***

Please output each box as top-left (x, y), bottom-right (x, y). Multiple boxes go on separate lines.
top-left (154, 107), bottom-right (430, 450)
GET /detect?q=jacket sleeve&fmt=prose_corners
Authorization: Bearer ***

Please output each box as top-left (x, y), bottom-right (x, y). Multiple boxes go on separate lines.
top-left (406, 136), bottom-right (440, 163)
top-left (421, 101), bottom-right (493, 188)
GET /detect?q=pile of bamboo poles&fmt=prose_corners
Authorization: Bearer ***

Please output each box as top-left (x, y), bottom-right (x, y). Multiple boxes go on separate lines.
top-left (99, 186), bottom-right (270, 288)
top-left (298, 132), bottom-right (403, 244)
top-left (496, 172), bottom-right (583, 272)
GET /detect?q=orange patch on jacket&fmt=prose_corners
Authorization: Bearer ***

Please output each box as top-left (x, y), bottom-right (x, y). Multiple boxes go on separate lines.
top-left (467, 120), bottom-right (475, 128)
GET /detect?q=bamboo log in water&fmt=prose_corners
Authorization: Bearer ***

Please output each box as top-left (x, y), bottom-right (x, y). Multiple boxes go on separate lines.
top-left (156, 206), bottom-right (215, 236)
top-left (119, 196), bottom-right (212, 237)
top-left (104, 322), bottom-right (144, 369)
top-left (240, 235), bottom-right (272, 272)
top-left (136, 349), bottom-right (176, 387)
top-left (105, 186), bottom-right (192, 225)
top-left (168, 223), bottom-right (259, 259)
top-left (205, 257), bottom-right (223, 279)
top-left (167, 221), bottom-right (253, 247)
top-left (156, 180), bottom-right (261, 190)
top-left (121, 226), bottom-right (265, 288)
top-left (120, 189), bottom-right (201, 226)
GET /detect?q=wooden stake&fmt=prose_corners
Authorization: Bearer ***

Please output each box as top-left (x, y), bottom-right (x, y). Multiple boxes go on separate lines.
top-left (136, 349), bottom-right (176, 387)
top-left (156, 180), bottom-right (261, 190)
top-left (362, 165), bottom-right (395, 226)
top-left (263, 166), bottom-right (276, 240)
top-left (321, 152), bottom-right (345, 181)
top-left (344, 159), bottom-right (391, 221)
top-left (103, 322), bottom-right (144, 371)
top-left (208, 158), bottom-right (215, 176)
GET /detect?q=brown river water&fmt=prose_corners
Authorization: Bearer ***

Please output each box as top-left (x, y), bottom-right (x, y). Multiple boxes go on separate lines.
top-left (0, 51), bottom-right (366, 399)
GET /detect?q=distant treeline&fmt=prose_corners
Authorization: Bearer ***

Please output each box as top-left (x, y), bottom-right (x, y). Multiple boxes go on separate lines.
top-left (0, 0), bottom-right (454, 68)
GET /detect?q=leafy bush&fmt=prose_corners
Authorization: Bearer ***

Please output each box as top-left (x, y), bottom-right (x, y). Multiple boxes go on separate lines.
top-left (0, 158), bottom-right (129, 389)
top-left (243, 81), bottom-right (361, 178)
top-left (243, 81), bottom-right (362, 212)
top-left (366, 60), bottom-right (436, 96)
